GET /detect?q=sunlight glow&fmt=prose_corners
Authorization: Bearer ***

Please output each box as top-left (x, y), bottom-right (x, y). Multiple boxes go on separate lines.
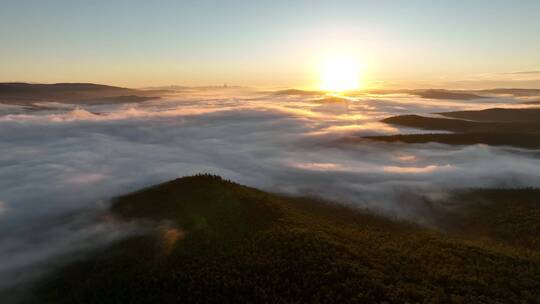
top-left (319, 55), bottom-right (362, 92)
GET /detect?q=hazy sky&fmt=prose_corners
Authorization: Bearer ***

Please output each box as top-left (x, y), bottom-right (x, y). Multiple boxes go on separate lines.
top-left (1, 0), bottom-right (539, 88)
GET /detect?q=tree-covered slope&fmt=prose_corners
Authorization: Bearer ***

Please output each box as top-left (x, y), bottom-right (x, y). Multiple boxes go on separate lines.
top-left (428, 188), bottom-right (540, 251)
top-left (364, 132), bottom-right (540, 149)
top-left (31, 175), bottom-right (540, 304)
top-left (366, 108), bottom-right (540, 149)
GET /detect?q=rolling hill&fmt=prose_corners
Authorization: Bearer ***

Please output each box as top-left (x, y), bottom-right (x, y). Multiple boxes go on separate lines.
top-left (29, 175), bottom-right (540, 303)
top-left (0, 83), bottom-right (163, 106)
top-left (439, 108), bottom-right (540, 123)
top-left (366, 108), bottom-right (540, 149)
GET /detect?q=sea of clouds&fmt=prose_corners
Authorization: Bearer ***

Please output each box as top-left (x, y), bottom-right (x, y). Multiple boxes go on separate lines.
top-left (1, 88), bottom-right (540, 299)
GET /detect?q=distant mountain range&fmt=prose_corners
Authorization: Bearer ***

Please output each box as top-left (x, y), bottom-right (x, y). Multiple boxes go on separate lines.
top-left (0, 83), bottom-right (165, 105)
top-left (364, 88), bottom-right (540, 99)
top-left (3, 83), bottom-right (540, 105)
top-left (142, 85), bottom-right (245, 91)
top-left (271, 87), bottom-right (540, 100)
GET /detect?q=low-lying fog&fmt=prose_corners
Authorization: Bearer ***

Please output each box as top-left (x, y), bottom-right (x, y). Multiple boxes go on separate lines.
top-left (1, 88), bottom-right (540, 295)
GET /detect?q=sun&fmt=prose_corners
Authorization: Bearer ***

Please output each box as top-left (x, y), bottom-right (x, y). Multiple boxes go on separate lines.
top-left (319, 55), bottom-right (362, 92)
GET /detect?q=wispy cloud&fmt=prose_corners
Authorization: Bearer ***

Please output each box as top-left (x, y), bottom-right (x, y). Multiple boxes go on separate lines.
top-left (499, 70), bottom-right (540, 75)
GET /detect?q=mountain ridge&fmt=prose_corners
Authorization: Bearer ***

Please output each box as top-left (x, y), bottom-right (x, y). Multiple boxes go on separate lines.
top-left (29, 175), bottom-right (540, 304)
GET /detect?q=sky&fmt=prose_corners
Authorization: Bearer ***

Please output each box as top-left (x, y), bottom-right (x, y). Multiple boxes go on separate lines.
top-left (1, 0), bottom-right (540, 89)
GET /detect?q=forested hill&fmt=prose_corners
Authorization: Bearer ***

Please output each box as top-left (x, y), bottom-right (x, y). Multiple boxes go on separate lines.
top-left (31, 175), bottom-right (540, 303)
top-left (365, 107), bottom-right (540, 149)
top-left (0, 83), bottom-right (163, 105)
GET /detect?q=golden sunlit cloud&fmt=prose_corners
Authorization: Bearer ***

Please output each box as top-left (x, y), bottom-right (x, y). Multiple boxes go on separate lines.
top-left (319, 55), bottom-right (363, 92)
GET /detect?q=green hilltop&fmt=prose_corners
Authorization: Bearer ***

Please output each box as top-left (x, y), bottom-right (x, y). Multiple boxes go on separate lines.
top-left (31, 175), bottom-right (540, 303)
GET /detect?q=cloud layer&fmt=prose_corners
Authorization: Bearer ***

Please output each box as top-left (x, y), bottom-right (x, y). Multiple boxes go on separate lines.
top-left (1, 88), bottom-right (540, 300)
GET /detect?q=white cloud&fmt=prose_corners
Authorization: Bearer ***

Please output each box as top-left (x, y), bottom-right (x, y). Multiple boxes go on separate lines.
top-left (1, 88), bottom-right (540, 296)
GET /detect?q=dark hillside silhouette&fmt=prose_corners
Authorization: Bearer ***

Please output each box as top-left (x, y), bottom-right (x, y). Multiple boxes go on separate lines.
top-left (31, 175), bottom-right (540, 303)
top-left (0, 83), bottom-right (162, 105)
top-left (367, 107), bottom-right (540, 149)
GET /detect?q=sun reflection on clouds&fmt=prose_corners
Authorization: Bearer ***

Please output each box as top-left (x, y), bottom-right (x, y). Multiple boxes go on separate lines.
top-left (383, 164), bottom-right (453, 174)
top-left (292, 162), bottom-right (344, 171)
top-left (68, 173), bottom-right (107, 185)
top-left (395, 154), bottom-right (418, 162)
top-left (310, 122), bottom-right (399, 136)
